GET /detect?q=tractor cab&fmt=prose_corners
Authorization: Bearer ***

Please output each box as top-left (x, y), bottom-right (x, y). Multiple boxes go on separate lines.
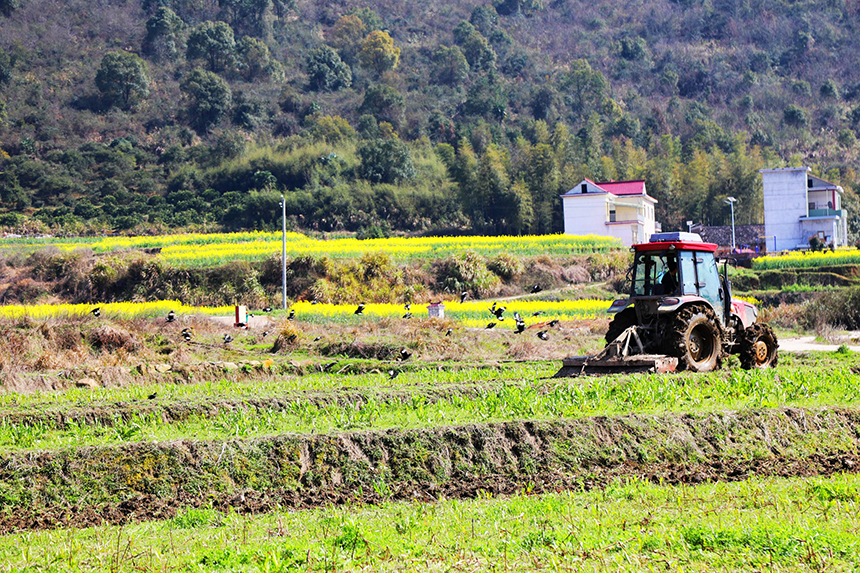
top-left (626, 232), bottom-right (727, 325)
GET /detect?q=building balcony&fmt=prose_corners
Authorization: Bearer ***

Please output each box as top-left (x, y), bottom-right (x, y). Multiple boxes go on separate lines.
top-left (802, 208), bottom-right (843, 219)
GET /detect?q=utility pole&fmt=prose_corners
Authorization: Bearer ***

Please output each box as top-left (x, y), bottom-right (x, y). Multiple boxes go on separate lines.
top-left (280, 194), bottom-right (287, 309)
top-left (724, 197), bottom-right (737, 251)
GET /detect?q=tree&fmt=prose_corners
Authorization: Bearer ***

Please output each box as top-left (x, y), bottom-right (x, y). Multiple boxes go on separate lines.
top-left (358, 138), bottom-right (415, 184)
top-left (359, 84), bottom-right (405, 129)
top-left (469, 5), bottom-right (498, 35)
top-left (783, 104), bottom-right (808, 128)
top-left (561, 59), bottom-right (608, 118)
top-left (186, 21), bottom-right (236, 73)
top-left (237, 37), bottom-right (283, 81)
top-left (327, 14), bottom-right (366, 64)
top-left (306, 45), bottom-right (352, 91)
top-left (453, 22), bottom-right (496, 71)
top-left (143, 7), bottom-right (185, 61)
top-left (180, 68), bottom-right (232, 132)
top-left (431, 46), bottom-right (469, 86)
top-left (358, 30), bottom-right (400, 75)
top-left (0, 0), bottom-right (21, 17)
top-left (95, 51), bottom-right (151, 109)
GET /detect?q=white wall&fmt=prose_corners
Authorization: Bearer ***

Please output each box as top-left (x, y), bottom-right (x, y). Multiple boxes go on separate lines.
top-left (761, 168), bottom-right (808, 251)
top-left (562, 193), bottom-right (609, 238)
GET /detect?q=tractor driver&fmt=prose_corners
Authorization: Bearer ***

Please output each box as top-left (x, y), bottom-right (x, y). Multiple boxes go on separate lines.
top-left (661, 257), bottom-right (679, 294)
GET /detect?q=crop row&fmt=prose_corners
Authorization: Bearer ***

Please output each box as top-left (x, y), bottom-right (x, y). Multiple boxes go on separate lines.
top-left (1, 363), bottom-right (857, 452)
top-left (0, 299), bottom-right (612, 324)
top-left (752, 247), bottom-right (860, 269)
top-left (2, 232), bottom-right (623, 265)
top-left (2, 472), bottom-right (856, 572)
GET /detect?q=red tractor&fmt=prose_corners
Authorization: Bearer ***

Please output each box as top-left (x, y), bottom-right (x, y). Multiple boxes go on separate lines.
top-left (557, 232), bottom-right (778, 376)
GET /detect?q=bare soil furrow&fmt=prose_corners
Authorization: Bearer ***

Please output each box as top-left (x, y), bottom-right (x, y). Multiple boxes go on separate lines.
top-left (0, 406), bottom-right (857, 533)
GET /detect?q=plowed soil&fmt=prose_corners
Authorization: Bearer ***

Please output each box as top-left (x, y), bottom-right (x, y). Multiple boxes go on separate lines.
top-left (0, 406), bottom-right (858, 533)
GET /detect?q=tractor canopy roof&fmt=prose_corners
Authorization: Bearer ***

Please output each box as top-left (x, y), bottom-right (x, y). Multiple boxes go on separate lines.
top-left (634, 232), bottom-right (718, 253)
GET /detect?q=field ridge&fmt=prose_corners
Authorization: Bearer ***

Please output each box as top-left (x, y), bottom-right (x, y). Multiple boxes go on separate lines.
top-left (2, 405), bottom-right (858, 532)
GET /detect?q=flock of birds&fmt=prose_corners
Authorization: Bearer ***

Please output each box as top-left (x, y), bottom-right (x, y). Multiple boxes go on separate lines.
top-left (87, 283), bottom-right (556, 374)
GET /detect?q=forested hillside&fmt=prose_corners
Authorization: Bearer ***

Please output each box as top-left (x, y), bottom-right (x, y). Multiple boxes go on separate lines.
top-left (0, 0), bottom-right (859, 238)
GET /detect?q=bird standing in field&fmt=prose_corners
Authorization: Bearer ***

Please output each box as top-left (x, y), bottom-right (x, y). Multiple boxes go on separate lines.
top-left (486, 322), bottom-right (497, 329)
top-left (313, 336), bottom-right (322, 342)
top-left (460, 291), bottom-right (468, 303)
top-left (532, 311), bottom-right (543, 317)
top-left (90, 307), bottom-right (101, 317)
top-left (398, 348), bottom-right (412, 361)
top-left (262, 306), bottom-right (273, 313)
top-left (223, 334), bottom-right (233, 344)
top-left (354, 303), bottom-right (365, 315)
top-left (445, 328), bottom-right (453, 337)
top-left (147, 392), bottom-right (157, 400)
top-left (166, 310), bottom-right (176, 323)
top-left (548, 319), bottom-right (559, 327)
top-left (320, 361), bottom-right (337, 372)
top-left (182, 332), bottom-right (192, 342)
top-left (388, 369), bottom-right (399, 379)
top-left (531, 285), bottom-right (542, 294)
top-left (287, 309), bottom-right (295, 320)
top-left (537, 330), bottom-right (549, 341)
top-left (262, 330), bottom-right (270, 338)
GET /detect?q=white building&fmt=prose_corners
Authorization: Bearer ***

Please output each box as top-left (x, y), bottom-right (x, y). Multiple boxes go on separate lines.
top-left (560, 179), bottom-right (659, 247)
top-left (760, 167), bottom-right (848, 251)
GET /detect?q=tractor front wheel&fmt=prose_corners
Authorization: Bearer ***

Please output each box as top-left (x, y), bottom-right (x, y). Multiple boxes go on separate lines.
top-left (739, 323), bottom-right (779, 369)
top-left (670, 305), bottom-right (722, 372)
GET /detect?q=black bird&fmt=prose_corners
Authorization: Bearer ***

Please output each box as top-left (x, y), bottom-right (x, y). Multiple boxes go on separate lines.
top-left (311, 300), bottom-right (319, 305)
top-left (531, 311), bottom-right (543, 317)
top-left (399, 348), bottom-right (412, 361)
top-left (445, 328), bottom-right (453, 337)
top-left (514, 312), bottom-right (522, 322)
top-left (313, 336), bottom-right (322, 342)
top-left (460, 291), bottom-right (468, 303)
top-left (531, 285), bottom-right (542, 294)
top-left (90, 307), bottom-right (101, 317)
top-left (404, 303), bottom-right (411, 312)
top-left (223, 334), bottom-right (233, 344)
top-left (486, 322), bottom-right (497, 329)
top-left (262, 307), bottom-right (273, 313)
top-left (537, 330), bottom-right (549, 341)
top-left (388, 369), bottom-right (399, 380)
top-left (166, 310), bottom-right (176, 323)
top-left (515, 318), bottom-right (526, 334)
top-left (247, 313), bottom-right (255, 319)
top-left (492, 306), bottom-right (506, 320)
top-left (354, 303), bottom-right (365, 315)
top-left (320, 361), bottom-right (337, 372)
top-left (548, 319), bottom-right (559, 327)
top-left (262, 330), bottom-right (270, 338)
top-left (147, 392), bottom-right (157, 400)
top-left (402, 312), bottom-right (413, 319)
top-left (488, 301), bottom-right (497, 314)
top-left (287, 309), bottom-right (295, 320)
top-left (182, 332), bottom-right (192, 342)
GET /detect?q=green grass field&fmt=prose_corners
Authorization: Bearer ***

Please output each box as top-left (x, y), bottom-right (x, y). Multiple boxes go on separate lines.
top-left (2, 473), bottom-right (858, 572)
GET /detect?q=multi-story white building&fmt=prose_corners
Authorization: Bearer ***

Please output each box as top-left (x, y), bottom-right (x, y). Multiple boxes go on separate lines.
top-left (760, 167), bottom-right (848, 251)
top-left (560, 179), bottom-right (659, 247)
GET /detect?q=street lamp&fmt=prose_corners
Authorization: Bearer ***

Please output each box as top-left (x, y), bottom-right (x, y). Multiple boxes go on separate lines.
top-left (280, 194), bottom-right (287, 309)
top-left (724, 197), bottom-right (737, 251)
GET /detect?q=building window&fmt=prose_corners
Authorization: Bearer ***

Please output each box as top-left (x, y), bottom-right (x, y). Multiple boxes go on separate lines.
top-left (809, 202), bottom-right (815, 211)
top-left (581, 183), bottom-right (587, 193)
top-left (609, 207), bottom-right (616, 222)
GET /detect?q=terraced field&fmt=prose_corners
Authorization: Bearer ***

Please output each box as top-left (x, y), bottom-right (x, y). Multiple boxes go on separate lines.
top-left (1, 314), bottom-right (860, 570)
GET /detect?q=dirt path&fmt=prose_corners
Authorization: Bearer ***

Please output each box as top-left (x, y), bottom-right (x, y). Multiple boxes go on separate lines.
top-left (779, 336), bottom-right (860, 353)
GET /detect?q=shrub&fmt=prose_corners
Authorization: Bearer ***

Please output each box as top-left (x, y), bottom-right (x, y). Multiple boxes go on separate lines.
top-left (803, 287), bottom-right (860, 330)
top-left (434, 250), bottom-right (501, 297)
top-left (487, 252), bottom-right (523, 280)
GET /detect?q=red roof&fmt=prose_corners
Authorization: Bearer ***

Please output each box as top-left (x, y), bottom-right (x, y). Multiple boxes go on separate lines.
top-left (596, 180), bottom-right (646, 196)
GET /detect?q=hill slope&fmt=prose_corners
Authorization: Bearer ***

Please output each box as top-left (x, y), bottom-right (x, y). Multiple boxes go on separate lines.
top-left (0, 0), bottom-right (859, 237)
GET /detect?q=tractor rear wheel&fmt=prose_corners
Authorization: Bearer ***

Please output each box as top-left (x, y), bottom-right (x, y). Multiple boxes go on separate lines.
top-left (605, 306), bottom-right (637, 345)
top-left (739, 323), bottom-right (779, 369)
top-left (669, 305), bottom-right (722, 372)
